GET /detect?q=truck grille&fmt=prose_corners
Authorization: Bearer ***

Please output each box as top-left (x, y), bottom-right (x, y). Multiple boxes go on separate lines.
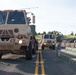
top-left (0, 30), bottom-right (14, 38)
top-left (47, 40), bottom-right (51, 43)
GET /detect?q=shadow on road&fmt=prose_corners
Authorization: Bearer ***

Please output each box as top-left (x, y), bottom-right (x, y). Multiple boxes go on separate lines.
top-left (0, 55), bottom-right (36, 75)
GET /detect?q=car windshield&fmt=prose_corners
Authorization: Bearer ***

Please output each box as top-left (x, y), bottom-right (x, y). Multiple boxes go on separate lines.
top-left (7, 11), bottom-right (26, 24)
top-left (0, 11), bottom-right (7, 24)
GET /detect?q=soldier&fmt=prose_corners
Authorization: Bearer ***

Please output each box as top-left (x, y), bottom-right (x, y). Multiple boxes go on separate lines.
top-left (31, 36), bottom-right (38, 54)
top-left (56, 35), bottom-right (63, 57)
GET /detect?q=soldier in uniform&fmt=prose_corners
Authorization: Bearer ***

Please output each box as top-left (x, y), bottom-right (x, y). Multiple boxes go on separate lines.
top-left (31, 36), bottom-right (38, 54)
top-left (56, 35), bottom-right (63, 57)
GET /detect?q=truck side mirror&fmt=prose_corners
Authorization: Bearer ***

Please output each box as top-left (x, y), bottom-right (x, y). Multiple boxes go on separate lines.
top-left (32, 15), bottom-right (35, 24)
top-left (27, 17), bottom-right (31, 24)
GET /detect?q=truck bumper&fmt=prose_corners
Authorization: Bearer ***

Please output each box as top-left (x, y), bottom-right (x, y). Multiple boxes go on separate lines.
top-left (43, 43), bottom-right (55, 47)
top-left (0, 43), bottom-right (27, 50)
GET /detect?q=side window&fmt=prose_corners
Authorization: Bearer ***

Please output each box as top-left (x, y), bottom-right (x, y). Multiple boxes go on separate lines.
top-left (50, 35), bottom-right (55, 39)
top-left (0, 11), bottom-right (7, 24)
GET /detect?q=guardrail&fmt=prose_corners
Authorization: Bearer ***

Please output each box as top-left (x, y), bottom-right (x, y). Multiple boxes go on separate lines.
top-left (62, 42), bottom-right (76, 48)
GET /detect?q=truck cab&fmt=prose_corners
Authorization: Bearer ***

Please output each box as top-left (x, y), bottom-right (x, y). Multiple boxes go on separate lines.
top-left (0, 10), bottom-right (35, 60)
top-left (41, 34), bottom-right (56, 50)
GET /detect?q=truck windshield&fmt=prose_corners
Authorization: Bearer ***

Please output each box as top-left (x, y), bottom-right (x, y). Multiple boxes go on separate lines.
top-left (7, 11), bottom-right (26, 24)
top-left (44, 35), bottom-right (49, 39)
top-left (0, 11), bottom-right (7, 24)
top-left (44, 34), bottom-right (55, 39)
top-left (50, 35), bottom-right (55, 39)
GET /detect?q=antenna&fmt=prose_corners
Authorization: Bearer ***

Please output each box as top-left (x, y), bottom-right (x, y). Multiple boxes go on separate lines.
top-left (20, 7), bottom-right (38, 10)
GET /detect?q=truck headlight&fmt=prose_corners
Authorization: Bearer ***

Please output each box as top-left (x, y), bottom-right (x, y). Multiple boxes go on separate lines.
top-left (19, 40), bottom-right (22, 44)
top-left (53, 41), bottom-right (55, 45)
top-left (44, 42), bottom-right (46, 45)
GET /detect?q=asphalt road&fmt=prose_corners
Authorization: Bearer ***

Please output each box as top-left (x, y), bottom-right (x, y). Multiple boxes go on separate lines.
top-left (0, 48), bottom-right (76, 75)
top-left (42, 49), bottom-right (76, 75)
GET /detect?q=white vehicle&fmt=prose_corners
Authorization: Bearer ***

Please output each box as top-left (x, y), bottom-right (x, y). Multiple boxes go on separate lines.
top-left (0, 10), bottom-right (35, 60)
top-left (41, 34), bottom-right (56, 50)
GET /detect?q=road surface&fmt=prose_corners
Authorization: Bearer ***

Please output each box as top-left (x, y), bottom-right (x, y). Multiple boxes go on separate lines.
top-left (0, 48), bottom-right (76, 75)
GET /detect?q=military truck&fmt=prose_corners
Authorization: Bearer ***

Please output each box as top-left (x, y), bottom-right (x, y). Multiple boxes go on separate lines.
top-left (41, 34), bottom-right (56, 50)
top-left (0, 10), bottom-right (36, 60)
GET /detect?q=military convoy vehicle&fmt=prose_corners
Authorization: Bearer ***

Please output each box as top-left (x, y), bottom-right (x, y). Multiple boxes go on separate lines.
top-left (41, 34), bottom-right (56, 50)
top-left (0, 10), bottom-right (36, 60)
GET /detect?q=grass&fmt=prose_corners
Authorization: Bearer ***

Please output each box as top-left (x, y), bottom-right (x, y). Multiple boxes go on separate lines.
top-left (35, 34), bottom-right (76, 40)
top-left (64, 35), bottom-right (76, 39)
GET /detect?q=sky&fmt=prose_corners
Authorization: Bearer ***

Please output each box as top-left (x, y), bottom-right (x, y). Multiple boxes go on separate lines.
top-left (0, 0), bottom-right (76, 35)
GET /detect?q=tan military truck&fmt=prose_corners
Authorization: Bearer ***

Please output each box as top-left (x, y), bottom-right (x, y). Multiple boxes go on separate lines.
top-left (41, 34), bottom-right (56, 50)
top-left (0, 10), bottom-right (35, 60)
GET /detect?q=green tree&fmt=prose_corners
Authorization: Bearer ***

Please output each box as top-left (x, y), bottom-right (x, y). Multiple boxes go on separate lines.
top-left (70, 31), bottom-right (74, 35)
top-left (43, 31), bottom-right (46, 34)
top-left (48, 31), bottom-right (52, 34)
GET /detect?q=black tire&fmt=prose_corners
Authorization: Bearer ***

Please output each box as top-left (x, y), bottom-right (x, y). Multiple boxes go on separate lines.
top-left (53, 45), bottom-right (55, 50)
top-left (49, 47), bottom-right (51, 49)
top-left (26, 41), bottom-right (32, 60)
top-left (42, 45), bottom-right (44, 50)
top-left (32, 47), bottom-right (36, 55)
top-left (11, 52), bottom-right (15, 54)
top-left (0, 54), bottom-right (2, 59)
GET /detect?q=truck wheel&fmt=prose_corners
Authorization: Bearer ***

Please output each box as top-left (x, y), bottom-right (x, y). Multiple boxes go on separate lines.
top-left (26, 41), bottom-right (32, 60)
top-left (42, 45), bottom-right (44, 50)
top-left (53, 45), bottom-right (55, 50)
top-left (0, 54), bottom-right (2, 59)
top-left (49, 47), bottom-right (51, 49)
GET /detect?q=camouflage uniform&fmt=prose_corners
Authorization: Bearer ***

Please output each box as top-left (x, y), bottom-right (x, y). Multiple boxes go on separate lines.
top-left (56, 36), bottom-right (62, 57)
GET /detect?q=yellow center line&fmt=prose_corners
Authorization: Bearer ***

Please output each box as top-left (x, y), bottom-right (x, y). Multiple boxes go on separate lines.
top-left (39, 50), bottom-right (45, 75)
top-left (34, 51), bottom-right (39, 75)
top-left (34, 61), bottom-right (39, 75)
top-left (41, 64), bottom-right (45, 75)
top-left (34, 48), bottom-right (46, 75)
